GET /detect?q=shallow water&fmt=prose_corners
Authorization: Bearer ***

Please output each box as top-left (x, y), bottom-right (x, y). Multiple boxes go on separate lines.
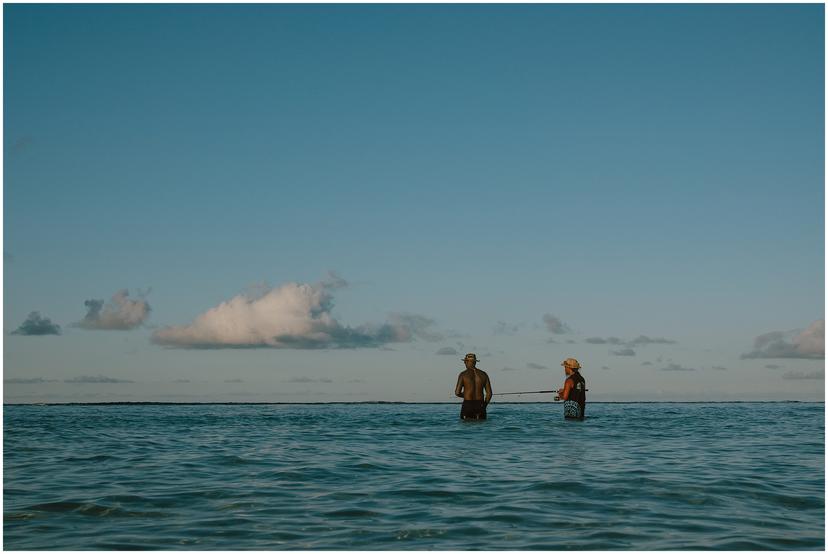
top-left (4, 402), bottom-right (824, 550)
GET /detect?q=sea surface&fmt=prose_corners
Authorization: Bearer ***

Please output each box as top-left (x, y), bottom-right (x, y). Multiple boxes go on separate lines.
top-left (3, 402), bottom-right (825, 550)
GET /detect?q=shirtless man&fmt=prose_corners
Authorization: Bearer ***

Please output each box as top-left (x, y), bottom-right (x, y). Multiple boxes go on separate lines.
top-left (454, 353), bottom-right (493, 420)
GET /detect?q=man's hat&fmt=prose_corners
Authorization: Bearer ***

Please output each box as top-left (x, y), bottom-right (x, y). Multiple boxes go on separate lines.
top-left (463, 353), bottom-right (479, 362)
top-left (561, 358), bottom-right (581, 369)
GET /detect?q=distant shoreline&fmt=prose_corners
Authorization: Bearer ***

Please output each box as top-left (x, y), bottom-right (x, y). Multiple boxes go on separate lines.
top-left (3, 400), bottom-right (824, 406)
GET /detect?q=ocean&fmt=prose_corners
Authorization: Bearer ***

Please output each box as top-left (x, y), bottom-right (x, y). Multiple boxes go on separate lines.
top-left (3, 402), bottom-right (824, 550)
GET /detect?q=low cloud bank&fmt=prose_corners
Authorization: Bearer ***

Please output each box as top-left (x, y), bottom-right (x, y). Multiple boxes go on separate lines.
top-left (660, 363), bottom-right (695, 372)
top-left (65, 375), bottom-right (134, 383)
top-left (586, 337), bottom-right (622, 345)
top-left (76, 289), bottom-right (151, 330)
top-left (526, 362), bottom-right (548, 369)
top-left (586, 335), bottom-right (675, 347)
top-left (286, 376), bottom-right (333, 383)
top-left (436, 347), bottom-right (459, 355)
top-left (5, 377), bottom-right (58, 384)
top-left (493, 321), bottom-right (523, 336)
top-left (741, 320), bottom-right (824, 360)
top-left (782, 370), bottom-right (824, 380)
top-left (11, 312), bottom-right (61, 336)
top-left (152, 275), bottom-right (442, 349)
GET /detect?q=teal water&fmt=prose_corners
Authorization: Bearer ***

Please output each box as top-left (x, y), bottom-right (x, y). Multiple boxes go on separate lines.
top-left (3, 402), bottom-right (824, 550)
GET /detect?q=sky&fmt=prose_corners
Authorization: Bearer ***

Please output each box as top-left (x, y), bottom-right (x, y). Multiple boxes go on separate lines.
top-left (3, 4), bottom-right (824, 403)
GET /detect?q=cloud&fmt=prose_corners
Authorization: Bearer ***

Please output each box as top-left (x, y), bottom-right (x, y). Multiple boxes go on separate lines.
top-left (641, 361), bottom-right (653, 366)
top-left (587, 335), bottom-right (674, 347)
top-left (585, 336), bottom-right (622, 345)
top-left (224, 378), bottom-right (244, 383)
top-left (711, 365), bottom-right (727, 371)
top-left (493, 321), bottom-right (523, 336)
top-left (627, 335), bottom-right (677, 346)
top-left (436, 346), bottom-right (459, 355)
top-left (173, 379), bottom-right (191, 383)
top-left (64, 375), bottom-right (134, 383)
top-left (526, 362), bottom-right (548, 369)
top-left (660, 363), bottom-right (695, 372)
top-left (542, 314), bottom-right (571, 335)
top-left (764, 364), bottom-right (781, 370)
top-left (4, 377), bottom-right (58, 384)
top-left (501, 366), bottom-right (519, 372)
top-left (11, 312), bottom-right (62, 336)
top-left (347, 378), bottom-right (366, 384)
top-left (565, 339), bottom-right (577, 344)
top-left (601, 366), bottom-right (610, 370)
top-left (151, 276), bottom-right (442, 349)
top-left (286, 376), bottom-right (332, 383)
top-left (611, 348), bottom-right (636, 356)
top-left (75, 289), bottom-right (151, 330)
top-left (741, 320), bottom-right (824, 359)
top-left (782, 370), bottom-right (824, 380)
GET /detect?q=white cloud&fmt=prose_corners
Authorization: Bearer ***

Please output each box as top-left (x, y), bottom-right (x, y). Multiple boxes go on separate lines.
top-left (741, 320), bottom-right (824, 359)
top-left (152, 276), bottom-right (442, 349)
top-left (76, 289), bottom-right (151, 330)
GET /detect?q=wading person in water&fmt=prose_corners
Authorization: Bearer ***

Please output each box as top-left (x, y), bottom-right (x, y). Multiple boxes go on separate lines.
top-left (454, 353), bottom-right (492, 420)
top-left (557, 358), bottom-right (586, 420)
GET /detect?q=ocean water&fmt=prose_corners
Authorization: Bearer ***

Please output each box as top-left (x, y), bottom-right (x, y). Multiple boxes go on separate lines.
top-left (3, 402), bottom-right (824, 550)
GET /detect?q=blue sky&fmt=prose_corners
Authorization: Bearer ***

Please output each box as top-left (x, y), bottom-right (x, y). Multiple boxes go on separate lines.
top-left (4, 4), bottom-right (824, 402)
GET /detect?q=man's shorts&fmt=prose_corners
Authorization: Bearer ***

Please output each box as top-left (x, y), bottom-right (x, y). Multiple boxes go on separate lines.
top-left (461, 400), bottom-right (487, 420)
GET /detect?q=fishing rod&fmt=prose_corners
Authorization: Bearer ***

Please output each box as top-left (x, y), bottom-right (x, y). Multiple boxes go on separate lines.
top-left (494, 389), bottom-right (588, 397)
top-left (494, 390), bottom-right (557, 396)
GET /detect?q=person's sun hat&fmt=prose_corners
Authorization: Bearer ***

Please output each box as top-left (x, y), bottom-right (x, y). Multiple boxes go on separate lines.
top-left (561, 358), bottom-right (581, 369)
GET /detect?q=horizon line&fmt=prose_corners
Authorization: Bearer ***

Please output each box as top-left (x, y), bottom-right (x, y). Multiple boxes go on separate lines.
top-left (3, 400), bottom-right (824, 406)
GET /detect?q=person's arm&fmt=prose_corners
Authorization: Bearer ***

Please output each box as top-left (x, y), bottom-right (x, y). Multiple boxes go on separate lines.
top-left (483, 374), bottom-right (493, 407)
top-left (559, 379), bottom-right (574, 401)
top-left (455, 374), bottom-right (464, 398)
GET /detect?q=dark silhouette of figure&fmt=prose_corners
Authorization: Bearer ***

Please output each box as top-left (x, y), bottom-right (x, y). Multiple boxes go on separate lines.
top-left (455, 353), bottom-right (492, 420)
top-left (557, 358), bottom-right (586, 420)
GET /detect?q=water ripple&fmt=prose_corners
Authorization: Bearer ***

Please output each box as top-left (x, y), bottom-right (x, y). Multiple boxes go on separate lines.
top-left (4, 402), bottom-right (824, 549)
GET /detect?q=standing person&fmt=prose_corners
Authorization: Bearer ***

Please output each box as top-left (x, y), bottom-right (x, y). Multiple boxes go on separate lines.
top-left (454, 353), bottom-right (493, 420)
top-left (557, 358), bottom-right (586, 420)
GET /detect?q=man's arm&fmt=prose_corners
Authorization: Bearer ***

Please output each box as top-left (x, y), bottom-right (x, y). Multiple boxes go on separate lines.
top-left (559, 379), bottom-right (573, 401)
top-left (483, 374), bottom-right (493, 406)
top-left (455, 374), bottom-right (464, 398)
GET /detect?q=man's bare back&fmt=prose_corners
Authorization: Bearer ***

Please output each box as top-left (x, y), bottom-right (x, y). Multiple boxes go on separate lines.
top-left (455, 368), bottom-right (491, 400)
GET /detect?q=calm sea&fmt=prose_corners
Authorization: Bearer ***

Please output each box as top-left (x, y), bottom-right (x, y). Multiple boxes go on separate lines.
top-left (3, 402), bottom-right (824, 550)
